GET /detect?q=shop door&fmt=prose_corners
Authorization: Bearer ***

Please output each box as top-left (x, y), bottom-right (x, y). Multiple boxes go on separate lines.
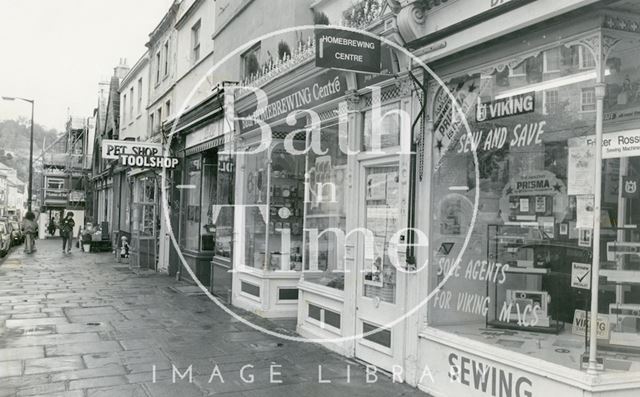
top-left (354, 160), bottom-right (407, 374)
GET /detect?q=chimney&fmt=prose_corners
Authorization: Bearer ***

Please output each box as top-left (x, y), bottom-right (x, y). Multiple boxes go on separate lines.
top-left (113, 58), bottom-right (130, 80)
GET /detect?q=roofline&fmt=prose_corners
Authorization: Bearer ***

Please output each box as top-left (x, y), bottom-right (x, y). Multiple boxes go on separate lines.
top-left (146, 1), bottom-right (181, 48)
top-left (119, 50), bottom-right (150, 89)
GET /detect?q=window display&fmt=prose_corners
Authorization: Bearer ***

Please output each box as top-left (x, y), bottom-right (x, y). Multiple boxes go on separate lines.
top-left (429, 38), bottom-right (600, 369)
top-left (180, 156), bottom-right (201, 251)
top-left (304, 123), bottom-right (348, 290)
top-left (242, 140), bottom-right (305, 271)
top-left (213, 154), bottom-right (235, 260)
top-left (201, 152), bottom-right (217, 251)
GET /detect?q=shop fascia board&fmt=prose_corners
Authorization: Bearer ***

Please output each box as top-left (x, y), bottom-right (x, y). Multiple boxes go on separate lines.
top-left (413, 0), bottom-right (601, 67)
top-left (426, 15), bottom-right (602, 81)
top-left (418, 326), bottom-right (640, 391)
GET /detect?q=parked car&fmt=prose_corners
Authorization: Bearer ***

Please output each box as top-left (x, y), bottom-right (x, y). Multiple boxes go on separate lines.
top-left (9, 221), bottom-right (24, 245)
top-left (0, 222), bottom-right (11, 257)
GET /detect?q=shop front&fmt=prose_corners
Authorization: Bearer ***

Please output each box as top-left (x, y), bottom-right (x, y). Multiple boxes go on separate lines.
top-left (174, 96), bottom-right (234, 291)
top-left (413, 3), bottom-right (640, 396)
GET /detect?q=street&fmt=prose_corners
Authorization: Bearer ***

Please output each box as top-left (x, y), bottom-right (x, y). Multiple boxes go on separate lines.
top-left (0, 239), bottom-right (425, 397)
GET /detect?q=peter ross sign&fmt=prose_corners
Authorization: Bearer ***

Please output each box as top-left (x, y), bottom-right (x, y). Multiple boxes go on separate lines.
top-left (315, 28), bottom-right (381, 74)
top-left (102, 139), bottom-right (179, 169)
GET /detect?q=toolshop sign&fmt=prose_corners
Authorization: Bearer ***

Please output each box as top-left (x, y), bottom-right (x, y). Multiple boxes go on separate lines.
top-left (315, 28), bottom-right (381, 74)
top-left (102, 139), bottom-right (179, 169)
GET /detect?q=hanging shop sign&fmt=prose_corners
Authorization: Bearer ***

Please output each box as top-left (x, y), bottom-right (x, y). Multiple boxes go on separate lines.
top-left (237, 70), bottom-right (347, 134)
top-left (315, 28), bottom-right (381, 74)
top-left (102, 140), bottom-right (178, 169)
top-left (102, 140), bottom-right (164, 160)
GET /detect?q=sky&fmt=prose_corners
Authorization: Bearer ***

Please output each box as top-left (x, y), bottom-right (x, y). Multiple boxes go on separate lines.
top-left (0, 0), bottom-right (175, 131)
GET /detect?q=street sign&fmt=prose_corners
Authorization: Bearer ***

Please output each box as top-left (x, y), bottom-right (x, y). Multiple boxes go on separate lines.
top-left (315, 28), bottom-right (381, 74)
top-left (571, 262), bottom-right (591, 290)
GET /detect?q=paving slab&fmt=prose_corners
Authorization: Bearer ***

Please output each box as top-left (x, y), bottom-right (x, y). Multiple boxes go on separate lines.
top-left (0, 239), bottom-right (426, 397)
top-left (23, 355), bottom-right (84, 375)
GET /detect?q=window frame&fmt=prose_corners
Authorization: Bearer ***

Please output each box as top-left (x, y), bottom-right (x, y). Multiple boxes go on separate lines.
top-left (580, 87), bottom-right (596, 112)
top-left (191, 19), bottom-right (201, 64)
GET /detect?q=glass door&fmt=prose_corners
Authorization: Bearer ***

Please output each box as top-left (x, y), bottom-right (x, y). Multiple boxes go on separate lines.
top-left (355, 161), bottom-right (406, 373)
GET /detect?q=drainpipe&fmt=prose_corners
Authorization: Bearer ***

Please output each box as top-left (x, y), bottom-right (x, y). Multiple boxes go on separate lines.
top-left (587, 72), bottom-right (606, 374)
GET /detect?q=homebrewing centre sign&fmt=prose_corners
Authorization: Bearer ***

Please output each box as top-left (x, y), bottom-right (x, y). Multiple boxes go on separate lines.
top-left (102, 139), bottom-right (179, 169)
top-left (315, 28), bottom-right (381, 74)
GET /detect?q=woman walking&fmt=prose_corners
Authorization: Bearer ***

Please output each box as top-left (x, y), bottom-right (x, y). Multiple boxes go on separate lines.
top-left (60, 212), bottom-right (75, 254)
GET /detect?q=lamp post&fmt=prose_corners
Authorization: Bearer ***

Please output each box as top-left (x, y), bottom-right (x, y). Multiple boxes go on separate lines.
top-left (1, 96), bottom-right (35, 213)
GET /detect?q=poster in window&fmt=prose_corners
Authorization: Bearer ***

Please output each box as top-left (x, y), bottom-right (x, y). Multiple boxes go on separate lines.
top-left (366, 173), bottom-right (387, 201)
top-left (576, 195), bottom-right (594, 229)
top-left (560, 223), bottom-right (569, 236)
top-left (364, 236), bottom-right (385, 287)
top-left (519, 198), bottom-right (530, 213)
top-left (535, 196), bottom-right (547, 213)
top-left (539, 216), bottom-right (555, 239)
top-left (567, 137), bottom-right (595, 195)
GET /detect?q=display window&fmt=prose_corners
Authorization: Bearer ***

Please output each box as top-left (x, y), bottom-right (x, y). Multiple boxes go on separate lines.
top-left (303, 123), bottom-right (348, 290)
top-left (180, 155), bottom-right (201, 251)
top-left (428, 33), bottom-right (603, 370)
top-left (133, 176), bottom-right (156, 237)
top-left (240, 138), bottom-right (305, 271)
top-left (200, 150), bottom-right (217, 251)
top-left (213, 153), bottom-right (235, 260)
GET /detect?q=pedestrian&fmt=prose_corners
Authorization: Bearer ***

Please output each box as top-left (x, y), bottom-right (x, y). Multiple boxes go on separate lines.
top-left (60, 212), bottom-right (75, 254)
top-left (47, 218), bottom-right (56, 236)
top-left (21, 211), bottom-right (38, 253)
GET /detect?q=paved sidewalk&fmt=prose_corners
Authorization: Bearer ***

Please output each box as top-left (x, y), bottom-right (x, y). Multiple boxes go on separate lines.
top-left (0, 239), bottom-right (425, 397)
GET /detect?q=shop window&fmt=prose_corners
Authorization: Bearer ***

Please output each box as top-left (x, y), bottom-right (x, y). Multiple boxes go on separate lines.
top-left (134, 177), bottom-right (156, 237)
top-left (241, 141), bottom-right (305, 270)
top-left (581, 87), bottom-right (596, 112)
top-left (304, 123), bottom-right (348, 290)
top-left (180, 156), bottom-right (202, 251)
top-left (429, 33), bottom-right (601, 371)
top-left (213, 154), bottom-right (235, 260)
top-left (363, 102), bottom-right (401, 151)
top-left (201, 152), bottom-right (217, 251)
top-left (362, 322), bottom-right (391, 348)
